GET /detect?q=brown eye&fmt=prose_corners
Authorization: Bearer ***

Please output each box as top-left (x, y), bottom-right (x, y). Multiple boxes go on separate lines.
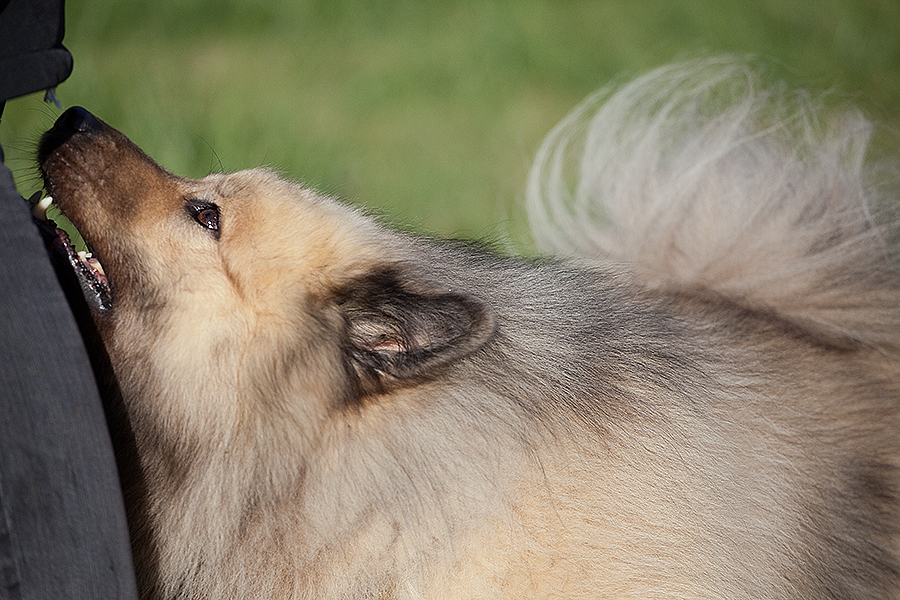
top-left (196, 207), bottom-right (219, 231)
top-left (185, 200), bottom-right (221, 239)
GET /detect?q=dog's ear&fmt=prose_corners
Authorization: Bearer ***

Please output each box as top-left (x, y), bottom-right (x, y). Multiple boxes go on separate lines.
top-left (336, 268), bottom-right (495, 394)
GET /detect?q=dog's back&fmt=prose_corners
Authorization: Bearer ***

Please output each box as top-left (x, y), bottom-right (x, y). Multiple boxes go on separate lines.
top-left (506, 58), bottom-right (900, 598)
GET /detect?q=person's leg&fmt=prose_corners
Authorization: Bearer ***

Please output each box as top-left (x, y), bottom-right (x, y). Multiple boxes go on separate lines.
top-left (0, 150), bottom-right (137, 599)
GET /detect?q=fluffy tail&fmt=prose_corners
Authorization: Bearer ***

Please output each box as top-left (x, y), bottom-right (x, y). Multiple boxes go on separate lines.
top-left (526, 57), bottom-right (900, 349)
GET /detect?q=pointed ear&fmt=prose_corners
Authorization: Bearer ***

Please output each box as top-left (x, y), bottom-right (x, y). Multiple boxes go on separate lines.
top-left (336, 268), bottom-right (495, 394)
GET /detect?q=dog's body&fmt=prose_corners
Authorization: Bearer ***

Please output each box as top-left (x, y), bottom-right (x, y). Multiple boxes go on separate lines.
top-left (37, 60), bottom-right (900, 598)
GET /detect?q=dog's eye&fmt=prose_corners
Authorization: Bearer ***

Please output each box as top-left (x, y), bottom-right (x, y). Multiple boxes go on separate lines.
top-left (196, 208), bottom-right (219, 231)
top-left (185, 201), bottom-right (221, 238)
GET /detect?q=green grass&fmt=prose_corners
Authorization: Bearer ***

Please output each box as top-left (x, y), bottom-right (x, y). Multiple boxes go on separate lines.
top-left (3, 0), bottom-right (900, 247)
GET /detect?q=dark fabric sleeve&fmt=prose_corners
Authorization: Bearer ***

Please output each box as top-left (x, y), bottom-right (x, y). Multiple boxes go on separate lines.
top-left (0, 0), bottom-right (73, 102)
top-left (0, 155), bottom-right (139, 599)
top-left (0, 2), bottom-right (138, 596)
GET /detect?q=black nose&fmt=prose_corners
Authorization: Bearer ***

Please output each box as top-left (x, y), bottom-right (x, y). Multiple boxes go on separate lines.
top-left (55, 106), bottom-right (102, 133)
top-left (38, 107), bottom-right (103, 164)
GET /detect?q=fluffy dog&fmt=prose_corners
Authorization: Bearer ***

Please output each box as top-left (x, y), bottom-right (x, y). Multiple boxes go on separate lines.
top-left (37, 58), bottom-right (900, 599)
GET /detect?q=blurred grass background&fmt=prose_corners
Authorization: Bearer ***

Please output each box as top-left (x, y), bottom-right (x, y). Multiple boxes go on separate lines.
top-left (2, 0), bottom-right (900, 246)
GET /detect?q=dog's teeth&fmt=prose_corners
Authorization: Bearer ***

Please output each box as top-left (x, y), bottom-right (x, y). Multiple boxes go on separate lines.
top-left (31, 195), bottom-right (53, 221)
top-left (78, 250), bottom-right (106, 277)
top-left (91, 259), bottom-right (106, 277)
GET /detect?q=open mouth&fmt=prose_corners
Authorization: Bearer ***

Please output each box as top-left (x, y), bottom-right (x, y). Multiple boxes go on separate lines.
top-left (31, 192), bottom-right (113, 314)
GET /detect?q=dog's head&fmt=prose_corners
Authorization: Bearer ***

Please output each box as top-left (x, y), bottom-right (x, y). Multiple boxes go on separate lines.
top-left (37, 108), bottom-right (494, 421)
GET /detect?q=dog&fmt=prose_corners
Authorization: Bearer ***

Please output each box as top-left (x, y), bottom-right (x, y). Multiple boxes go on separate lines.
top-left (36, 58), bottom-right (900, 599)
